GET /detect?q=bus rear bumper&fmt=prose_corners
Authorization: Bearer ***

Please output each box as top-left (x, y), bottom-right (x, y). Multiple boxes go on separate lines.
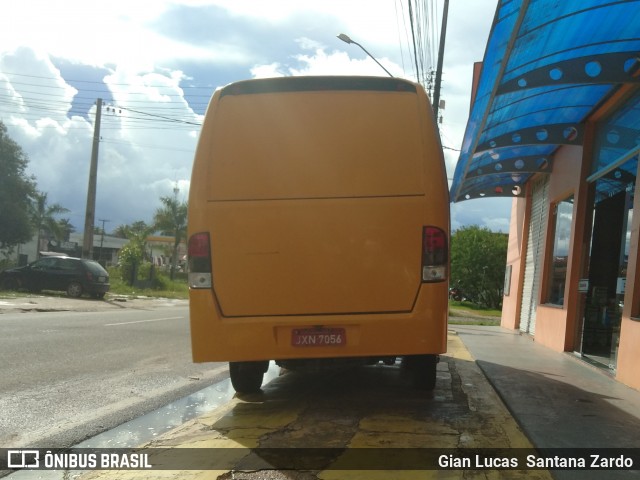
top-left (189, 285), bottom-right (448, 363)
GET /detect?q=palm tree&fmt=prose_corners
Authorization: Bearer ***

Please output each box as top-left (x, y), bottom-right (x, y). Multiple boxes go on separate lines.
top-left (112, 224), bottom-right (129, 239)
top-left (31, 192), bottom-right (69, 256)
top-left (57, 219), bottom-right (76, 241)
top-left (112, 221), bottom-right (148, 240)
top-left (153, 196), bottom-right (188, 280)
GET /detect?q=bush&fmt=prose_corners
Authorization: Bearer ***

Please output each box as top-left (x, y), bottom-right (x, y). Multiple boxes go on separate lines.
top-left (118, 242), bottom-right (143, 285)
top-left (0, 258), bottom-right (16, 271)
top-left (107, 265), bottom-right (188, 299)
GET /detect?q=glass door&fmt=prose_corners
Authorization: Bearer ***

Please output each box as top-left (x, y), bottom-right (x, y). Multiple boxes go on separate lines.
top-left (611, 190), bottom-right (633, 370)
top-left (579, 177), bottom-right (634, 371)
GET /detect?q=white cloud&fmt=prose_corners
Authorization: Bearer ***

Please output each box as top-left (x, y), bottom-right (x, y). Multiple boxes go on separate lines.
top-left (0, 48), bottom-right (197, 229)
top-left (250, 63), bottom-right (284, 79)
top-left (451, 198), bottom-right (512, 233)
top-left (292, 47), bottom-right (403, 77)
top-left (0, 0), bottom-right (507, 233)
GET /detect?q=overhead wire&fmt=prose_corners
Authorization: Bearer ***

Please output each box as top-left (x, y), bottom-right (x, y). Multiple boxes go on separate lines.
top-left (0, 87), bottom-right (204, 130)
top-left (0, 70), bottom-right (204, 157)
top-left (2, 14), bottom-right (451, 144)
top-left (407, 0), bottom-right (423, 88)
top-left (402, 0), bottom-right (443, 97)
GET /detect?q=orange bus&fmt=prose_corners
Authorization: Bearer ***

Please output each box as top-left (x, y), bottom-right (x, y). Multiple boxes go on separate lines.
top-left (188, 76), bottom-right (449, 393)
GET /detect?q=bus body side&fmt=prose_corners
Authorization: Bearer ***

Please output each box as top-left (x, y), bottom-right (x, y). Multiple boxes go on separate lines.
top-left (187, 76), bottom-right (449, 392)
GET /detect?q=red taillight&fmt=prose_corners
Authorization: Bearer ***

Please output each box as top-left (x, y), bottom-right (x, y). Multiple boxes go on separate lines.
top-left (422, 226), bottom-right (448, 282)
top-left (188, 232), bottom-right (210, 258)
top-left (188, 232), bottom-right (212, 289)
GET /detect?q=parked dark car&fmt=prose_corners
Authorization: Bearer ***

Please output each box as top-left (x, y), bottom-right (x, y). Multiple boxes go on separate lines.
top-left (0, 256), bottom-right (110, 298)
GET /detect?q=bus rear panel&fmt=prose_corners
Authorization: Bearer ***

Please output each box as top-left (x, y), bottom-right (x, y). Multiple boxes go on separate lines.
top-left (188, 76), bottom-right (449, 392)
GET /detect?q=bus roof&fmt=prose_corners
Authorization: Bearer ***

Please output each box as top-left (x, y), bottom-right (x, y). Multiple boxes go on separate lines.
top-left (219, 76), bottom-right (419, 98)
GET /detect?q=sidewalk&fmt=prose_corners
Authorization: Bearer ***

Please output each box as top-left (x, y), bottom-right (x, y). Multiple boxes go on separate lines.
top-left (450, 325), bottom-right (640, 479)
top-left (77, 330), bottom-right (550, 480)
top-left (0, 294), bottom-right (187, 314)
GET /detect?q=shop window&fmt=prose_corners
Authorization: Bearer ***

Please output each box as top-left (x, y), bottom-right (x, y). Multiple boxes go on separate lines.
top-left (589, 88), bottom-right (639, 319)
top-left (547, 196), bottom-right (574, 306)
top-left (592, 89), bottom-right (640, 180)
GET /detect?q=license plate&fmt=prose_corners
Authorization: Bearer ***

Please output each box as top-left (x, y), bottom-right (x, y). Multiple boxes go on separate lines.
top-left (98, 276), bottom-right (106, 282)
top-left (291, 328), bottom-right (346, 347)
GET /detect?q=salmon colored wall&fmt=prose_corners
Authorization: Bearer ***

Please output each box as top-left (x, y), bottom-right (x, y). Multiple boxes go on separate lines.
top-left (502, 146), bottom-right (585, 348)
top-left (547, 145), bottom-right (583, 201)
top-left (533, 145), bottom-right (585, 352)
top-left (501, 197), bottom-right (527, 330)
top-left (535, 305), bottom-right (570, 352)
top-left (617, 319), bottom-right (640, 389)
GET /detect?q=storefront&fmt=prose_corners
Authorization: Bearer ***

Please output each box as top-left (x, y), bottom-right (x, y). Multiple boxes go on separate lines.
top-left (451, 1), bottom-right (640, 390)
top-left (575, 90), bottom-right (638, 373)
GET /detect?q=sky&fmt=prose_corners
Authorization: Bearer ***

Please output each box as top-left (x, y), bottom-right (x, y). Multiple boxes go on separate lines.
top-left (0, 0), bottom-right (512, 235)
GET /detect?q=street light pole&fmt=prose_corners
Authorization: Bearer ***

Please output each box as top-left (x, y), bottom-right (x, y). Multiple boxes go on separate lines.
top-left (337, 33), bottom-right (394, 77)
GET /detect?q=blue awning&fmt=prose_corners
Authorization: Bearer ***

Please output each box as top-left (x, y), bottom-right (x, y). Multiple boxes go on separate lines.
top-left (451, 0), bottom-right (640, 202)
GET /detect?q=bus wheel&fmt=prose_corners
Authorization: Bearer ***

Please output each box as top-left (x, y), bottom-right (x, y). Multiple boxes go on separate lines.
top-left (229, 361), bottom-right (269, 394)
top-left (404, 354), bottom-right (438, 391)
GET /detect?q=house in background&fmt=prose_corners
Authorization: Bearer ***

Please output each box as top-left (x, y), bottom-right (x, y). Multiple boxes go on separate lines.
top-left (146, 235), bottom-right (187, 272)
top-left (67, 233), bottom-right (128, 266)
top-left (1, 232), bottom-right (185, 270)
top-left (0, 234), bottom-right (129, 267)
top-left (451, 1), bottom-right (640, 390)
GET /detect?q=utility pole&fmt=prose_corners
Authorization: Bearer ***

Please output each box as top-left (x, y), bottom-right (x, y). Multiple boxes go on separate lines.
top-left (82, 98), bottom-right (103, 259)
top-left (433, 0), bottom-right (449, 129)
top-left (98, 218), bottom-right (109, 263)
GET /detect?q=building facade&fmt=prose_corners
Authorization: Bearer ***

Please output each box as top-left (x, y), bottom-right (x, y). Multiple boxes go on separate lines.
top-left (451, 1), bottom-right (640, 390)
top-left (501, 89), bottom-right (640, 390)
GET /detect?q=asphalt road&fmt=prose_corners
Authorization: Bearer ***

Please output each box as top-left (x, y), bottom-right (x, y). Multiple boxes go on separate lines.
top-left (0, 305), bottom-right (227, 449)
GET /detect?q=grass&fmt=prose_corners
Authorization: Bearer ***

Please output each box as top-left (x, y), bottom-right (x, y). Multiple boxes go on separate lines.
top-left (107, 268), bottom-right (189, 299)
top-left (3, 272), bottom-right (504, 317)
top-left (448, 300), bottom-right (502, 326)
top-left (449, 300), bottom-right (502, 317)
top-left (0, 291), bottom-right (25, 299)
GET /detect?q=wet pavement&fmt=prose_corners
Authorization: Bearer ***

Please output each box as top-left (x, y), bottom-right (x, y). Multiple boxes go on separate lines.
top-left (75, 332), bottom-right (551, 480)
top-left (3, 296), bottom-right (639, 479)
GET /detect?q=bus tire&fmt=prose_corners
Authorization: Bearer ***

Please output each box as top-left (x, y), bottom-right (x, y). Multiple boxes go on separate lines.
top-left (404, 354), bottom-right (438, 391)
top-left (229, 361), bottom-right (269, 394)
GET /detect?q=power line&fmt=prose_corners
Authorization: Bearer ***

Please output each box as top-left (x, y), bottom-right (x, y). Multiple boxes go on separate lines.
top-left (0, 91), bottom-right (203, 129)
top-left (407, 0), bottom-right (423, 86)
top-left (1, 70), bottom-right (217, 91)
top-left (112, 105), bottom-right (201, 126)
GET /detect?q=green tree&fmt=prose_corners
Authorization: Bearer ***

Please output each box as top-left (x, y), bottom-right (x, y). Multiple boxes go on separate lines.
top-left (31, 192), bottom-right (69, 254)
top-left (153, 196), bottom-right (187, 280)
top-left (113, 221), bottom-right (151, 240)
top-left (57, 219), bottom-right (76, 241)
top-left (450, 225), bottom-right (508, 309)
top-left (117, 221), bottom-right (154, 285)
top-left (0, 121), bottom-right (37, 253)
